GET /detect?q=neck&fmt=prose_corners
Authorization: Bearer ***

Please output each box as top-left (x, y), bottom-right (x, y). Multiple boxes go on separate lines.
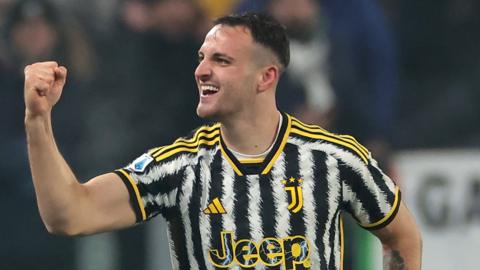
top-left (220, 108), bottom-right (281, 155)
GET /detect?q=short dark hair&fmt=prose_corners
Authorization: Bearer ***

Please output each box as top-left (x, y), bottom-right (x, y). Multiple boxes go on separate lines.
top-left (213, 12), bottom-right (290, 69)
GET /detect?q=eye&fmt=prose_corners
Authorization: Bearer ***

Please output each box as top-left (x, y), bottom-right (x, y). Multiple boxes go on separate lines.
top-left (197, 51), bottom-right (206, 63)
top-left (216, 58), bottom-right (230, 65)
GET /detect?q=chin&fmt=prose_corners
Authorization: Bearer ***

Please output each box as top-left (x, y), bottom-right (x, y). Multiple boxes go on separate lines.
top-left (196, 105), bottom-right (217, 120)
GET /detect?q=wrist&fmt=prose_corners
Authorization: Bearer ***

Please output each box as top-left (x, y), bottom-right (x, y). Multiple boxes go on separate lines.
top-left (25, 110), bottom-right (53, 138)
top-left (25, 108), bottom-right (51, 122)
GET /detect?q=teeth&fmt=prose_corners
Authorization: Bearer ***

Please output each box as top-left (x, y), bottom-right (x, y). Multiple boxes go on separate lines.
top-left (201, 85), bottom-right (219, 92)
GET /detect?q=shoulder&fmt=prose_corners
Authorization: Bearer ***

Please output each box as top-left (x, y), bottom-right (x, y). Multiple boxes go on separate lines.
top-left (148, 123), bottom-right (221, 162)
top-left (288, 115), bottom-right (370, 164)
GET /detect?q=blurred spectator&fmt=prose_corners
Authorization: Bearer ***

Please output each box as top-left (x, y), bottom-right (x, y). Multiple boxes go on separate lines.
top-left (1, 0), bottom-right (96, 178)
top-left (319, 0), bottom-right (399, 169)
top-left (1, 0), bottom-right (97, 196)
top-left (2, 0), bottom-right (96, 81)
top-left (0, 0), bottom-right (97, 268)
top-left (267, 0), bottom-right (335, 128)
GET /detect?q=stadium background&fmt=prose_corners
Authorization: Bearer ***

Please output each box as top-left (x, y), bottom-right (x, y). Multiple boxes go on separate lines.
top-left (1, 0), bottom-right (479, 269)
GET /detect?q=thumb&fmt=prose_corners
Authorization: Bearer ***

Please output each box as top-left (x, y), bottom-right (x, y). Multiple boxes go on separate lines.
top-left (53, 66), bottom-right (68, 89)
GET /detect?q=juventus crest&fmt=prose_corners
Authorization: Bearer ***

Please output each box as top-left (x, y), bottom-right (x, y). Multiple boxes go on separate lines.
top-left (281, 177), bottom-right (304, 213)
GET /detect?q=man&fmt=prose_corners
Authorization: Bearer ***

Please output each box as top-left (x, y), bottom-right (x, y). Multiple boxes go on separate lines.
top-left (24, 12), bottom-right (421, 270)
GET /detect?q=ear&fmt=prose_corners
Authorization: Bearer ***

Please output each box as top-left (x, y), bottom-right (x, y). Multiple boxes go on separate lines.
top-left (257, 65), bottom-right (279, 93)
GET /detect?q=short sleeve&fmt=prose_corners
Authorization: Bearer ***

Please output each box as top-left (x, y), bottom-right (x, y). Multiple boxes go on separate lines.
top-left (114, 149), bottom-right (182, 223)
top-left (340, 155), bottom-right (401, 230)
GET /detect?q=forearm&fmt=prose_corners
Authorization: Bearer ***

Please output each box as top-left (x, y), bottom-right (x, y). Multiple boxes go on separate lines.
top-left (25, 114), bottom-right (85, 234)
top-left (382, 236), bottom-right (422, 270)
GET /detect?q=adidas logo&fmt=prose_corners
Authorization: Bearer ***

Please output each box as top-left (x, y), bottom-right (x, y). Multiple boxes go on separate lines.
top-left (203, 197), bottom-right (226, 214)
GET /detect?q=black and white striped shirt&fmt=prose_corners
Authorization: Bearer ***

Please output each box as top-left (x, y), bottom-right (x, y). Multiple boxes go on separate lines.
top-left (115, 112), bottom-right (400, 270)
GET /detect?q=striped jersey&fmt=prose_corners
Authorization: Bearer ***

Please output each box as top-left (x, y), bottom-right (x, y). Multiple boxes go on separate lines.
top-left (115, 112), bottom-right (401, 270)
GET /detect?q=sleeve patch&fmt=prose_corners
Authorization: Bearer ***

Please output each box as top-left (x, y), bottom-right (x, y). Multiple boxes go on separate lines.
top-left (128, 153), bottom-right (154, 172)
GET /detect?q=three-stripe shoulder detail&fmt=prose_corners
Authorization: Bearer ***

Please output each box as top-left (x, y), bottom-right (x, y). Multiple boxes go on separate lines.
top-left (290, 118), bottom-right (370, 164)
top-left (151, 124), bottom-right (221, 161)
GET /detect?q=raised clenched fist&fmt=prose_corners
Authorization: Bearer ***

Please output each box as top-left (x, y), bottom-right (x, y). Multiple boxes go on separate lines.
top-left (24, 61), bottom-right (68, 118)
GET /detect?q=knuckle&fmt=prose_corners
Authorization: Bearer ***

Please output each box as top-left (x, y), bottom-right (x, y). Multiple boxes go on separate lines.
top-left (45, 76), bottom-right (54, 83)
top-left (38, 82), bottom-right (49, 91)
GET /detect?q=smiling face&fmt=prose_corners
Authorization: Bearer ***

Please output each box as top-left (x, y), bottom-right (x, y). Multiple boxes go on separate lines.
top-left (195, 25), bottom-right (263, 121)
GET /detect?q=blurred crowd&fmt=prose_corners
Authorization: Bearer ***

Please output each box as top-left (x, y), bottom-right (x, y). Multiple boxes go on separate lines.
top-left (1, 0), bottom-right (479, 269)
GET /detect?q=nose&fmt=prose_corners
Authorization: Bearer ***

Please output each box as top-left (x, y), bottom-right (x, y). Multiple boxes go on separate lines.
top-left (195, 59), bottom-right (212, 82)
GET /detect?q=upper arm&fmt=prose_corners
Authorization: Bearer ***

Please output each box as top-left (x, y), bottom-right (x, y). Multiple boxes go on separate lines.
top-left (371, 201), bottom-right (422, 247)
top-left (74, 172), bottom-right (137, 235)
top-left (371, 201), bottom-right (423, 269)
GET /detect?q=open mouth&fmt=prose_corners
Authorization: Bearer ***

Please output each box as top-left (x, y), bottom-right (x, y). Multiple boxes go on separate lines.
top-left (201, 85), bottom-right (219, 96)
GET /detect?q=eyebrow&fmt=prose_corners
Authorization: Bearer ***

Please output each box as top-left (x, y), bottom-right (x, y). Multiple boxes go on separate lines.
top-left (212, 53), bottom-right (234, 61)
top-left (198, 51), bottom-right (234, 61)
